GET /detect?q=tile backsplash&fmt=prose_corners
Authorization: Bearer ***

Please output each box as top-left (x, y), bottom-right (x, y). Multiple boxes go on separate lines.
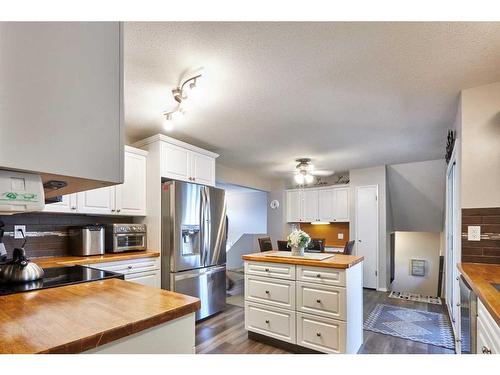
top-left (462, 207), bottom-right (500, 264)
top-left (0, 213), bottom-right (133, 259)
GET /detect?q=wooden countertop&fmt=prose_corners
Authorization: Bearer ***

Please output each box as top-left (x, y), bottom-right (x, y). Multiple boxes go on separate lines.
top-left (0, 278), bottom-right (200, 354)
top-left (242, 251), bottom-right (364, 269)
top-left (458, 263), bottom-right (500, 326)
top-left (32, 251), bottom-right (160, 268)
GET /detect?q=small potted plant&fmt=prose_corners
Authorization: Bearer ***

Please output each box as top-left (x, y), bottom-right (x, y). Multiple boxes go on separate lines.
top-left (287, 229), bottom-right (311, 256)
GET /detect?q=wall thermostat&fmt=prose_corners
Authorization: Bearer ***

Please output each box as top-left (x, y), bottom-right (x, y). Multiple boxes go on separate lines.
top-left (270, 199), bottom-right (280, 210)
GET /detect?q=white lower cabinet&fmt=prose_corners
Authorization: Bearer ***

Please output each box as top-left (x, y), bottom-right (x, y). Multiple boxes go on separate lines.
top-left (477, 300), bottom-right (500, 354)
top-left (88, 257), bottom-right (161, 288)
top-left (245, 302), bottom-right (296, 344)
top-left (297, 312), bottom-right (346, 354)
top-left (244, 261), bottom-right (363, 353)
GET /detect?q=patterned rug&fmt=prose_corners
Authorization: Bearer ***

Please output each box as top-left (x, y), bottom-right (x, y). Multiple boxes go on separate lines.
top-left (389, 291), bottom-right (442, 305)
top-left (364, 304), bottom-right (455, 350)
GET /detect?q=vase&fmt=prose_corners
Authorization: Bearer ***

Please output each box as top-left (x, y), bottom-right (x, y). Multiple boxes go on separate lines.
top-left (291, 246), bottom-right (305, 256)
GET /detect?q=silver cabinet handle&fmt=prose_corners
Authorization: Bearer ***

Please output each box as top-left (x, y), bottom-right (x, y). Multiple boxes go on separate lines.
top-left (482, 346), bottom-right (492, 354)
top-left (265, 290), bottom-right (270, 294)
top-left (316, 274), bottom-right (321, 278)
top-left (265, 320), bottom-right (270, 324)
top-left (111, 209), bottom-right (115, 212)
top-left (316, 299), bottom-right (321, 303)
top-left (117, 209), bottom-right (121, 213)
top-left (265, 268), bottom-right (270, 272)
top-left (316, 332), bottom-right (321, 337)
top-left (128, 265), bottom-right (132, 269)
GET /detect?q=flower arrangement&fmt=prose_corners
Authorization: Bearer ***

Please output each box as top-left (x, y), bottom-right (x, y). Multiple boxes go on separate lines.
top-left (287, 229), bottom-right (311, 254)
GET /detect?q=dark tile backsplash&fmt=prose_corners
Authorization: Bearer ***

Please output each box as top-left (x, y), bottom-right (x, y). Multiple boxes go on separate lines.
top-left (462, 207), bottom-right (500, 264)
top-left (0, 213), bottom-right (133, 259)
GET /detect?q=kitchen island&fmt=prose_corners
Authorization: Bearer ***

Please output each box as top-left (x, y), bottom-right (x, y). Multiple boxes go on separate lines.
top-left (242, 251), bottom-right (364, 354)
top-left (0, 278), bottom-right (200, 354)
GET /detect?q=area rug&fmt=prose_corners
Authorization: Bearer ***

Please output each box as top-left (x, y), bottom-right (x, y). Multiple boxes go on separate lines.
top-left (389, 291), bottom-right (442, 305)
top-left (364, 304), bottom-right (455, 350)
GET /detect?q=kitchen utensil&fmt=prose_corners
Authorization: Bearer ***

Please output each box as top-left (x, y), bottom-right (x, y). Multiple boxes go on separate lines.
top-left (0, 247), bottom-right (45, 283)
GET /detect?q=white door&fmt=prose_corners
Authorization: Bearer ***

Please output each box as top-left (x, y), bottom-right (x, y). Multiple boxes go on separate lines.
top-left (286, 190), bottom-right (302, 222)
top-left (115, 150), bottom-right (146, 216)
top-left (161, 142), bottom-right (190, 182)
top-left (191, 152), bottom-right (215, 186)
top-left (302, 189), bottom-right (319, 222)
top-left (355, 185), bottom-right (378, 289)
top-left (333, 188), bottom-right (349, 222)
top-left (77, 186), bottom-right (115, 215)
top-left (43, 193), bottom-right (78, 213)
top-left (318, 189), bottom-right (335, 222)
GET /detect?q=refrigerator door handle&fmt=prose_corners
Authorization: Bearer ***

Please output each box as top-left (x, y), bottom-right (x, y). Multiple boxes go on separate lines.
top-left (204, 186), bottom-right (212, 266)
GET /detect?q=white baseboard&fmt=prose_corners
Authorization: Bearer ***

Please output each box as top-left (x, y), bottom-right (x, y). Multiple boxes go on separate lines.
top-left (377, 287), bottom-right (388, 292)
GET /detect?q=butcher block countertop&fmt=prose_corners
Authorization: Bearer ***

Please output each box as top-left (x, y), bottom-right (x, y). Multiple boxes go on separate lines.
top-left (458, 262), bottom-right (500, 326)
top-left (32, 250), bottom-right (159, 269)
top-left (0, 278), bottom-right (200, 354)
top-left (242, 251), bottom-right (364, 269)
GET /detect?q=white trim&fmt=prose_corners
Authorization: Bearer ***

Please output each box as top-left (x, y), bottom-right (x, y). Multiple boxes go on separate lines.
top-left (354, 184), bottom-right (380, 290)
top-left (133, 133), bottom-right (219, 158)
top-left (377, 287), bottom-right (388, 292)
top-left (124, 144), bottom-right (148, 157)
top-left (285, 184), bottom-right (349, 192)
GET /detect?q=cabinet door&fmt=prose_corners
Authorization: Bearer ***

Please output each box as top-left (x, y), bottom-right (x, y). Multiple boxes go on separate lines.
top-left (42, 193), bottom-right (78, 213)
top-left (115, 150), bottom-right (146, 216)
top-left (318, 189), bottom-right (335, 222)
top-left (286, 190), bottom-right (302, 222)
top-left (125, 271), bottom-right (160, 288)
top-left (333, 188), bottom-right (349, 222)
top-left (77, 186), bottom-right (115, 215)
top-left (191, 152), bottom-right (215, 186)
top-left (160, 142), bottom-right (190, 182)
top-left (302, 189), bottom-right (319, 222)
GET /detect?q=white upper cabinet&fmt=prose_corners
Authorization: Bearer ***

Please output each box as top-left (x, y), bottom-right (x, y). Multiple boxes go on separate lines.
top-left (302, 190), bottom-right (319, 222)
top-left (78, 186), bottom-right (116, 215)
top-left (135, 134), bottom-right (218, 187)
top-left (333, 188), bottom-right (349, 222)
top-left (286, 186), bottom-right (349, 223)
top-left (286, 190), bottom-right (303, 222)
top-left (43, 146), bottom-right (147, 216)
top-left (115, 147), bottom-right (147, 216)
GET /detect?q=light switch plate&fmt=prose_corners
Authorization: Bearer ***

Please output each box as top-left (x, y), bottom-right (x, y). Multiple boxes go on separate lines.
top-left (338, 233), bottom-right (344, 240)
top-left (467, 225), bottom-right (481, 241)
top-left (14, 225), bottom-right (26, 239)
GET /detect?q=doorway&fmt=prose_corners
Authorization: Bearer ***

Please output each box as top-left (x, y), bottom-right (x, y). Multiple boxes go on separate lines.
top-left (355, 185), bottom-right (379, 289)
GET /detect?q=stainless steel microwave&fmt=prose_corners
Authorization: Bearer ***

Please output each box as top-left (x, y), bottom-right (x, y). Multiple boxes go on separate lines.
top-left (105, 223), bottom-right (147, 253)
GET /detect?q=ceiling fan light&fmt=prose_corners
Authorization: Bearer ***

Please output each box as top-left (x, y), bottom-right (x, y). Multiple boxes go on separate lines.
top-left (305, 174), bottom-right (314, 184)
top-left (294, 173), bottom-right (305, 184)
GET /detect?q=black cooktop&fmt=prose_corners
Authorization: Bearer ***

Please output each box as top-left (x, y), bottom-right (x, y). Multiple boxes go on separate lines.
top-left (0, 265), bottom-right (124, 296)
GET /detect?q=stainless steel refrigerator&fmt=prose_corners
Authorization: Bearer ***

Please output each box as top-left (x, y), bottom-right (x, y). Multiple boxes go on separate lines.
top-left (161, 181), bottom-right (227, 321)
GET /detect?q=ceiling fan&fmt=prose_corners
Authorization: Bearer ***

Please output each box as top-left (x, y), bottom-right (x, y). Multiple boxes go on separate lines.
top-left (293, 158), bottom-right (334, 185)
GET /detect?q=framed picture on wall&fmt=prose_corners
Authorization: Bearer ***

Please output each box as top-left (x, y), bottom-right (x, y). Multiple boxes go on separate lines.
top-left (411, 259), bottom-right (426, 276)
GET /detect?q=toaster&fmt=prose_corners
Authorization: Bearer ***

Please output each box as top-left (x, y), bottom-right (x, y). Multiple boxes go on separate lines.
top-left (68, 225), bottom-right (105, 256)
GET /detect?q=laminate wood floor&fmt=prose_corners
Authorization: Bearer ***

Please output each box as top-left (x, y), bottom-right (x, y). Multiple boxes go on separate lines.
top-left (195, 288), bottom-right (455, 354)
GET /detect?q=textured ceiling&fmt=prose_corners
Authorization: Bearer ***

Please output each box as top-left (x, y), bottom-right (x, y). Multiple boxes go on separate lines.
top-left (124, 22), bottom-right (500, 177)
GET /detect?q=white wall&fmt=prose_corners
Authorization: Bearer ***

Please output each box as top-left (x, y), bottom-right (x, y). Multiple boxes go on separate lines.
top-left (460, 81), bottom-right (500, 208)
top-left (391, 231), bottom-right (441, 296)
top-left (224, 189), bottom-right (268, 269)
top-left (349, 165), bottom-right (388, 291)
top-left (387, 159), bottom-right (446, 232)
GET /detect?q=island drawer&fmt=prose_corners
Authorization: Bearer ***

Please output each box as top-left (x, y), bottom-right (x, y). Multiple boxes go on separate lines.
top-left (86, 257), bottom-right (160, 276)
top-left (296, 265), bottom-right (346, 286)
top-left (245, 275), bottom-right (295, 310)
top-left (245, 302), bottom-right (296, 344)
top-left (296, 312), bottom-right (346, 354)
top-left (245, 261), bottom-right (296, 280)
top-left (296, 282), bottom-right (346, 320)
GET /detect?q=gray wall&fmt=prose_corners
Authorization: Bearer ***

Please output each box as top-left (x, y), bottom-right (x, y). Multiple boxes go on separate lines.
top-left (387, 159), bottom-right (446, 232)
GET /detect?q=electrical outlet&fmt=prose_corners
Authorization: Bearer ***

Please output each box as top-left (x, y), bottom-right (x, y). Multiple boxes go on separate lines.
top-left (338, 233), bottom-right (344, 240)
top-left (14, 225), bottom-right (26, 239)
top-left (467, 225), bottom-right (481, 241)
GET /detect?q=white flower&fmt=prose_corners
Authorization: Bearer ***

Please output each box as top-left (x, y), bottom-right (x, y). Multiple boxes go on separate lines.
top-left (286, 230), bottom-right (311, 248)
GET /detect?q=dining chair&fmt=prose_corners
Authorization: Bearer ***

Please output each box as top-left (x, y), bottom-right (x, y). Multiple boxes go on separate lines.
top-left (276, 240), bottom-right (291, 251)
top-left (258, 237), bottom-right (273, 252)
top-left (343, 240), bottom-right (355, 255)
